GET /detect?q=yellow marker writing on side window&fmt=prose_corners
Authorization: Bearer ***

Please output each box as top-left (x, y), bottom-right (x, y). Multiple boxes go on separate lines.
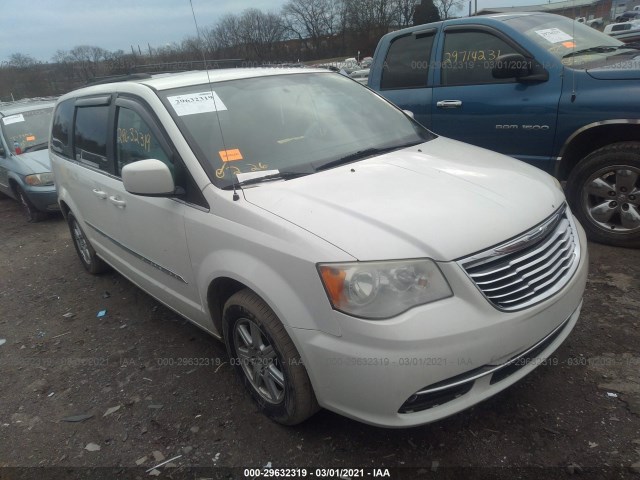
top-left (26, 135), bottom-right (36, 141)
top-left (219, 148), bottom-right (243, 162)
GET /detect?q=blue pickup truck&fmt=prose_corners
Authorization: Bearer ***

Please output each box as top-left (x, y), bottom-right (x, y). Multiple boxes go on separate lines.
top-left (368, 12), bottom-right (640, 247)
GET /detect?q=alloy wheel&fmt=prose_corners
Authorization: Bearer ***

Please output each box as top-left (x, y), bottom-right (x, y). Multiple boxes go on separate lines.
top-left (72, 221), bottom-right (92, 266)
top-left (233, 317), bottom-right (285, 404)
top-left (582, 166), bottom-right (640, 234)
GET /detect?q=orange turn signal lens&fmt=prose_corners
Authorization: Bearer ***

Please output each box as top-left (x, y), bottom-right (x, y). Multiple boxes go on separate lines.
top-left (318, 266), bottom-right (346, 307)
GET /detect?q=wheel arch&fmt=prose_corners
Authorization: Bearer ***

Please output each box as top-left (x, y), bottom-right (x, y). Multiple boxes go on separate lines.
top-left (556, 120), bottom-right (640, 181)
top-left (206, 276), bottom-right (247, 337)
top-left (198, 250), bottom-right (341, 338)
top-left (58, 199), bottom-right (71, 219)
top-left (8, 176), bottom-right (22, 197)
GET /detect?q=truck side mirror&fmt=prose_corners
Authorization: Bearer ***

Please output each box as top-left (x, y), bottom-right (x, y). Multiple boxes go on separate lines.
top-left (492, 54), bottom-right (549, 83)
top-left (492, 54), bottom-right (531, 79)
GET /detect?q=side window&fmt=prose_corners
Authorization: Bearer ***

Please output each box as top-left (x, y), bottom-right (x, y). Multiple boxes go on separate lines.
top-left (115, 107), bottom-right (171, 175)
top-left (441, 31), bottom-right (518, 86)
top-left (50, 99), bottom-right (74, 157)
top-left (74, 105), bottom-right (112, 172)
top-left (115, 103), bottom-right (207, 208)
top-left (381, 32), bottom-right (435, 89)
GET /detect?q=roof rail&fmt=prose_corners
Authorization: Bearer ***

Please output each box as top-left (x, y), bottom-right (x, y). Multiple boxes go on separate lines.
top-left (85, 73), bottom-right (153, 87)
top-left (133, 59), bottom-right (244, 72)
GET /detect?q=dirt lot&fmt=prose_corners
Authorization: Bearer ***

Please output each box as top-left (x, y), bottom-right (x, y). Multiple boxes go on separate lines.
top-left (1, 197), bottom-right (639, 480)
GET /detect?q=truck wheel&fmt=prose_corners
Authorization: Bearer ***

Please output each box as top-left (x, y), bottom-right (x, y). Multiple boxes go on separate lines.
top-left (223, 289), bottom-right (319, 425)
top-left (67, 213), bottom-right (110, 274)
top-left (567, 142), bottom-right (640, 248)
top-left (16, 186), bottom-right (47, 222)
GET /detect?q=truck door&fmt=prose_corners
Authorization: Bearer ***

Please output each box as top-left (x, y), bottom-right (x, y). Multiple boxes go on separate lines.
top-left (431, 25), bottom-right (562, 172)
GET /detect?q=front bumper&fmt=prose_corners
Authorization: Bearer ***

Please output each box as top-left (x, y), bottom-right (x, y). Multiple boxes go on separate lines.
top-left (23, 185), bottom-right (60, 212)
top-left (292, 221), bottom-right (588, 428)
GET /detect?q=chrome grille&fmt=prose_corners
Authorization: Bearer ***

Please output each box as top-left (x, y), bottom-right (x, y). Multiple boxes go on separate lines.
top-left (458, 205), bottom-right (580, 311)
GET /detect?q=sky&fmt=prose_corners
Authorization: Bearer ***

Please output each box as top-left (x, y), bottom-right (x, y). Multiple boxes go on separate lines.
top-left (0, 0), bottom-right (550, 64)
top-left (0, 0), bottom-right (288, 63)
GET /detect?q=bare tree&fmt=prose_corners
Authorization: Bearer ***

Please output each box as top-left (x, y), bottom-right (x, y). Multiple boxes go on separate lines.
top-left (66, 45), bottom-right (109, 80)
top-left (237, 9), bottom-right (287, 60)
top-left (434, 0), bottom-right (463, 19)
top-left (283, 0), bottom-right (341, 55)
top-left (6, 53), bottom-right (37, 68)
top-left (209, 14), bottom-right (243, 58)
top-left (343, 0), bottom-right (396, 53)
top-left (391, 0), bottom-right (421, 27)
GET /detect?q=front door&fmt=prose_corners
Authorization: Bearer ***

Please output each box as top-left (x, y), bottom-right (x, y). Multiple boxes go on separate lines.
top-left (431, 26), bottom-right (562, 172)
top-left (107, 98), bottom-right (204, 324)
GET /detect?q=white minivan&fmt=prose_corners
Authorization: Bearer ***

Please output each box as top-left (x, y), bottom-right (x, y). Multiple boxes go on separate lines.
top-left (49, 68), bottom-right (588, 427)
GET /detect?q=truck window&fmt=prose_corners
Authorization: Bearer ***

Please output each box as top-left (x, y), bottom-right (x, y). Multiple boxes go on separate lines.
top-left (381, 32), bottom-right (435, 89)
top-left (441, 30), bottom-right (518, 86)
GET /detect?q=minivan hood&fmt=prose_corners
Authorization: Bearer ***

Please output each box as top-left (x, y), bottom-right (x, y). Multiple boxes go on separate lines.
top-left (15, 149), bottom-right (52, 174)
top-left (241, 137), bottom-right (565, 261)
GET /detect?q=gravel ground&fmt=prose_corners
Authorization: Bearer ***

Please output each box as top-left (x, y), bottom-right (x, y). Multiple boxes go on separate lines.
top-left (0, 197), bottom-right (639, 480)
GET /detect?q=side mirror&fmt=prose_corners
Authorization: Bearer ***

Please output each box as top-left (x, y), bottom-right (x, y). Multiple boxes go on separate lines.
top-left (403, 110), bottom-right (415, 119)
top-left (0, 145), bottom-right (5, 157)
top-left (122, 159), bottom-right (176, 196)
top-left (492, 53), bottom-right (531, 79)
top-left (492, 54), bottom-right (549, 83)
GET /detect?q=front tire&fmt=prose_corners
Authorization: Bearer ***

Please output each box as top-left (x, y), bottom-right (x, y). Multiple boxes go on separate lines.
top-left (223, 289), bottom-right (319, 425)
top-left (566, 142), bottom-right (640, 248)
top-left (67, 213), bottom-right (109, 274)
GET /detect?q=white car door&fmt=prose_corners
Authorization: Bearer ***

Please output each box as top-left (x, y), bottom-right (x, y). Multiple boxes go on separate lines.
top-left (108, 97), bottom-right (206, 324)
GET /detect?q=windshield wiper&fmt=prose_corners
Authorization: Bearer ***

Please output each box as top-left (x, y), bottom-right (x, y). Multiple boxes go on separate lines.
top-left (313, 142), bottom-right (421, 172)
top-left (562, 46), bottom-right (618, 58)
top-left (22, 141), bottom-right (48, 153)
top-left (223, 171), bottom-right (310, 189)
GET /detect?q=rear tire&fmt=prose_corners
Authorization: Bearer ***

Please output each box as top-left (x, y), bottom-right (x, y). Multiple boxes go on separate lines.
top-left (223, 289), bottom-right (319, 425)
top-left (67, 213), bottom-right (109, 274)
top-left (566, 142), bottom-right (640, 248)
top-left (16, 186), bottom-right (46, 222)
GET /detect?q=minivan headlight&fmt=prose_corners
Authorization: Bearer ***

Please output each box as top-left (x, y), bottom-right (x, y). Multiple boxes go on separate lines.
top-left (24, 173), bottom-right (55, 186)
top-left (317, 259), bottom-right (452, 319)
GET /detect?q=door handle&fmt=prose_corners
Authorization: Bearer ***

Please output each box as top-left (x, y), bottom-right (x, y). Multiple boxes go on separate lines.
top-left (92, 188), bottom-right (107, 199)
top-left (109, 196), bottom-right (126, 208)
top-left (436, 100), bottom-right (462, 109)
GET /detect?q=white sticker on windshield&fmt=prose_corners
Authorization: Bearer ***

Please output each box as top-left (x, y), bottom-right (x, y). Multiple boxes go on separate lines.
top-left (2, 114), bottom-right (25, 125)
top-left (167, 91), bottom-right (227, 116)
top-left (535, 28), bottom-right (573, 44)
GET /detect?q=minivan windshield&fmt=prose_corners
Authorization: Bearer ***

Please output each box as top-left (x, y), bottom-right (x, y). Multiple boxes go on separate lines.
top-left (504, 14), bottom-right (631, 67)
top-left (159, 72), bottom-right (434, 188)
top-left (1, 107), bottom-right (53, 153)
